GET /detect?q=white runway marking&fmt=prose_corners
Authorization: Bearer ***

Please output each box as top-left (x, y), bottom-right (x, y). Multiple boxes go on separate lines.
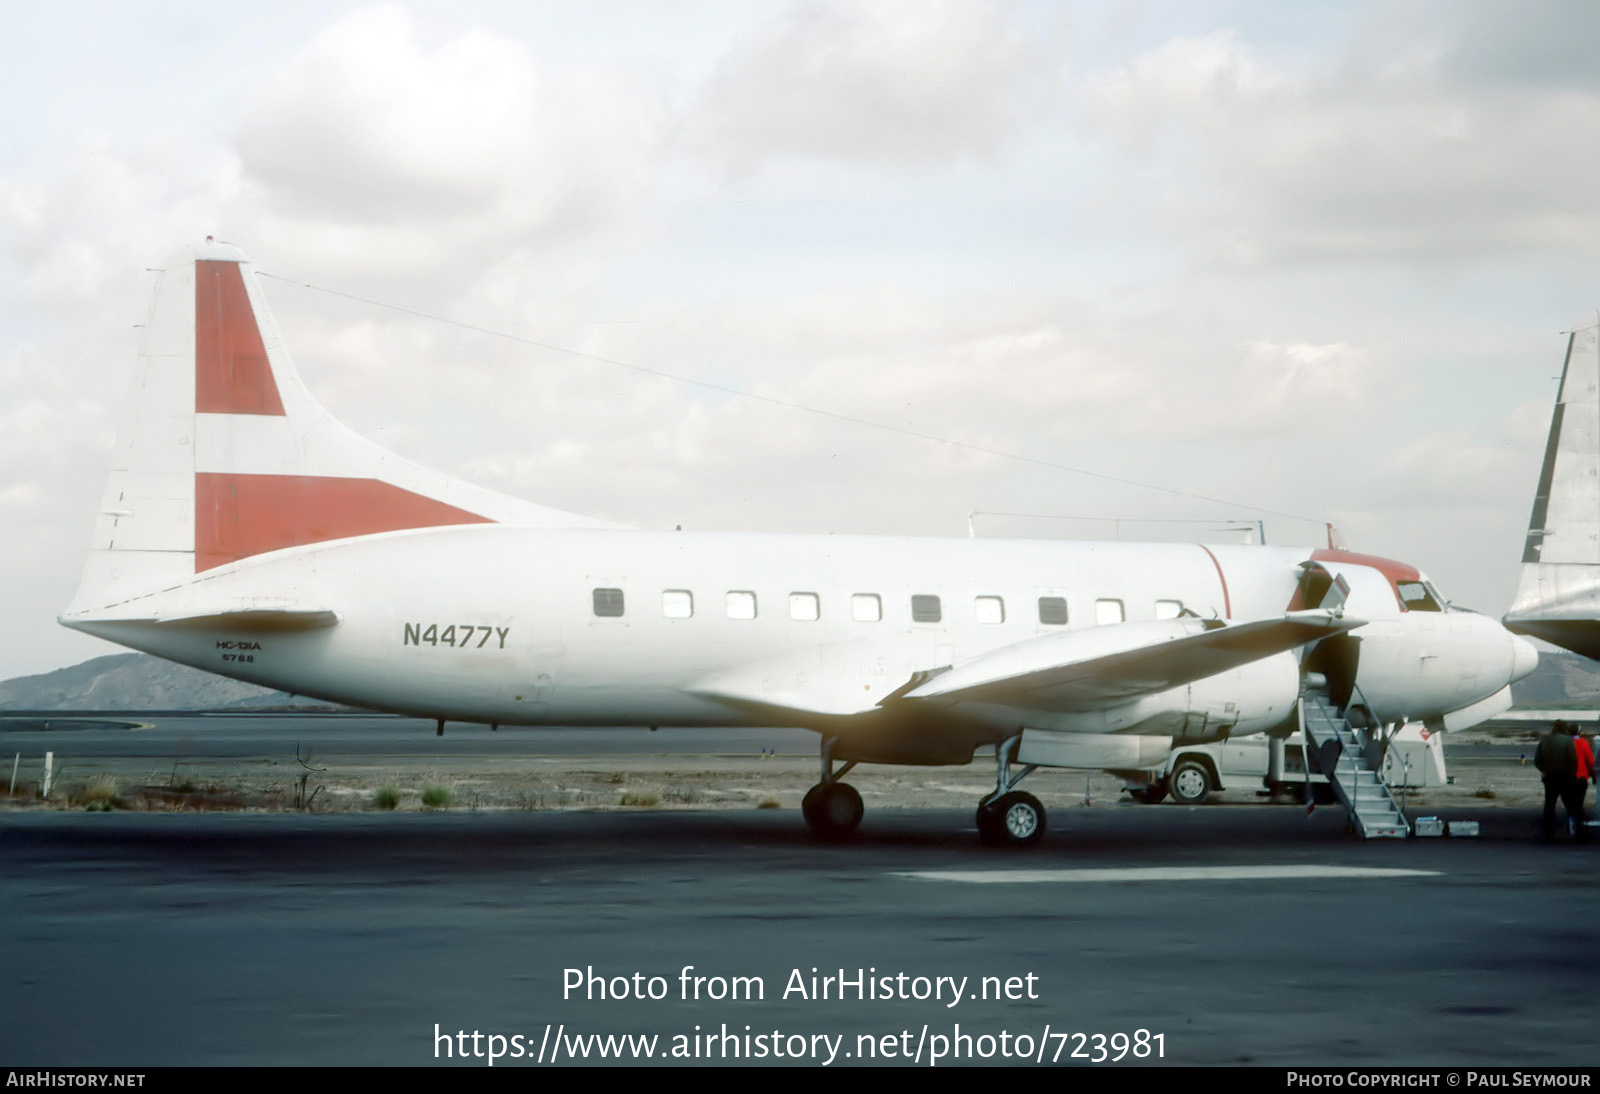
top-left (901, 865), bottom-right (1441, 884)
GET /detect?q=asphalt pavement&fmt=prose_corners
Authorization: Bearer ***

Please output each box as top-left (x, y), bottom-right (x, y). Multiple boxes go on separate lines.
top-left (3, 796), bottom-right (1595, 1067)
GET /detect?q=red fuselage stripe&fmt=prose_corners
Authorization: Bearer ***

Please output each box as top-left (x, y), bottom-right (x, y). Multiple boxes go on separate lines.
top-left (1198, 544), bottom-right (1232, 619)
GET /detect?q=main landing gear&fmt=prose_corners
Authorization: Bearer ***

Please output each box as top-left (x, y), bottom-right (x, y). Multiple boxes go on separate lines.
top-left (800, 733), bottom-right (1049, 847)
top-left (802, 736), bottom-right (863, 840)
top-left (976, 733), bottom-right (1046, 847)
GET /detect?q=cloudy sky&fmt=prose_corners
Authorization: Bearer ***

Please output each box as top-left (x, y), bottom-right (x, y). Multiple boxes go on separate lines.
top-left (3, 0), bottom-right (1597, 680)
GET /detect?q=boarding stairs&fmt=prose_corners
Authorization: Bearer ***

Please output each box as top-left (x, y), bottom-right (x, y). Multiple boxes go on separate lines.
top-left (1299, 683), bottom-right (1410, 839)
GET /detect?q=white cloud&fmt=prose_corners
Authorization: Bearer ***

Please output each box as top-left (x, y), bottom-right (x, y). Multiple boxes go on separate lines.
top-left (1083, 20), bottom-right (1600, 265)
top-left (234, 4), bottom-right (664, 295)
top-left (0, 130), bottom-right (241, 312)
top-left (692, 0), bottom-right (1047, 170)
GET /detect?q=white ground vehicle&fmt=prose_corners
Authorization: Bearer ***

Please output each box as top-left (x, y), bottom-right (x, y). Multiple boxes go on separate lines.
top-left (1122, 726), bottom-right (1448, 804)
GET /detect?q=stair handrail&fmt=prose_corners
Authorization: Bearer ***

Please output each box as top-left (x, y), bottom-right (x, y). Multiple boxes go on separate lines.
top-left (1302, 679), bottom-right (1410, 833)
top-left (1345, 681), bottom-right (1410, 830)
top-left (1343, 681), bottom-right (1390, 772)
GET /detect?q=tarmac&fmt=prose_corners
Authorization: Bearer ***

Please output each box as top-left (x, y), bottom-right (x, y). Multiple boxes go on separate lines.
top-left (1, 713), bottom-right (1595, 1067)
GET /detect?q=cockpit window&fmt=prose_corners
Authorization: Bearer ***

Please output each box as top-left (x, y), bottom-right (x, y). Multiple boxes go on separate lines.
top-left (1396, 580), bottom-right (1442, 612)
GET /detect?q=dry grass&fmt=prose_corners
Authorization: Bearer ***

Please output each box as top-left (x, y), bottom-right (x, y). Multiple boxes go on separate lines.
top-left (68, 776), bottom-right (123, 811)
top-left (0, 748), bottom-right (1549, 816)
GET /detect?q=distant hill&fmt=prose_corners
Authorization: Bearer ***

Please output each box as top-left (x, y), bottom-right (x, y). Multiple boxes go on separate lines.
top-left (0, 653), bottom-right (340, 711)
top-left (1511, 645), bottom-right (1600, 709)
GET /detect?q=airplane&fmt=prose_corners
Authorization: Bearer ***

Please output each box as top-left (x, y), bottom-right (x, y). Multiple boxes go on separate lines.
top-left (60, 240), bottom-right (1539, 844)
top-left (1505, 314), bottom-right (1600, 659)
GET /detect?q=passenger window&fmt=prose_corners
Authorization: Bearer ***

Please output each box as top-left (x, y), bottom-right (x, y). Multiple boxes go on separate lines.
top-left (789, 592), bottom-right (820, 621)
top-left (851, 593), bottom-right (882, 622)
top-left (1037, 596), bottom-right (1068, 626)
top-left (975, 596), bottom-right (1005, 624)
top-left (726, 591), bottom-right (757, 620)
top-left (1095, 599), bottom-right (1124, 625)
top-left (592, 588), bottom-right (625, 618)
top-left (911, 595), bottom-right (942, 623)
top-left (1154, 599), bottom-right (1183, 620)
top-left (662, 590), bottom-right (693, 619)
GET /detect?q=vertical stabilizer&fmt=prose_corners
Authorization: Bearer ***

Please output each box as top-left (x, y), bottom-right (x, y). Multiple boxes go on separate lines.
top-left (1505, 315), bottom-right (1600, 658)
top-left (64, 240), bottom-right (607, 620)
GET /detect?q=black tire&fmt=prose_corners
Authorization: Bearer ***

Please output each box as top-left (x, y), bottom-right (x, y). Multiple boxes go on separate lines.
top-left (801, 784), bottom-right (823, 828)
top-left (804, 782), bottom-right (863, 840)
top-left (975, 797), bottom-right (1000, 842)
top-left (1133, 784), bottom-right (1169, 805)
top-left (1168, 759), bottom-right (1214, 804)
top-left (983, 791), bottom-right (1045, 846)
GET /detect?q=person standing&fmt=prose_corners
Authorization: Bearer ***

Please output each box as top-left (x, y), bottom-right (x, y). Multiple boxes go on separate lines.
top-left (1567, 724), bottom-right (1594, 839)
top-left (1536, 721), bottom-right (1578, 840)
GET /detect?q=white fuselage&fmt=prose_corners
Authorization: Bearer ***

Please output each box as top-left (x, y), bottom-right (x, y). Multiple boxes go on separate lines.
top-left (70, 527), bottom-right (1523, 743)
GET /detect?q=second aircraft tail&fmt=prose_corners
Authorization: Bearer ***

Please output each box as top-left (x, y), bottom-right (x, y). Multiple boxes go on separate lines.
top-left (1505, 314), bottom-right (1600, 658)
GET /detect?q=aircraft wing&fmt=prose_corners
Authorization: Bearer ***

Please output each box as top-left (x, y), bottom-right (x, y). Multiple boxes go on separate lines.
top-left (688, 635), bottom-right (955, 718)
top-left (689, 611), bottom-right (1360, 720)
top-left (902, 611), bottom-right (1361, 713)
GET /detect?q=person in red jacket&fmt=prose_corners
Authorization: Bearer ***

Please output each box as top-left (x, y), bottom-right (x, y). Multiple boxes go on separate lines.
top-left (1564, 724), bottom-right (1593, 839)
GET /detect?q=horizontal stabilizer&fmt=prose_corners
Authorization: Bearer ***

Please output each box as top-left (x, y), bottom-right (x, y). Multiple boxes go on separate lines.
top-left (104, 602), bottom-right (342, 630)
top-left (904, 611), bottom-right (1362, 712)
top-left (1503, 614), bottom-right (1600, 661)
top-left (152, 608), bottom-right (340, 631)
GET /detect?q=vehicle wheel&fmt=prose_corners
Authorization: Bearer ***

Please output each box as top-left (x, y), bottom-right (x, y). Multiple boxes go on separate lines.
top-left (1312, 782), bottom-right (1337, 805)
top-left (1168, 760), bottom-right (1214, 804)
top-left (1134, 784), bottom-right (1169, 805)
top-left (804, 782), bottom-right (863, 840)
top-left (984, 791), bottom-right (1045, 847)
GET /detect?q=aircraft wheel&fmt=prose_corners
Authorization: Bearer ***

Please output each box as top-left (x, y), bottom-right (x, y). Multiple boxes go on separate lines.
top-left (976, 796), bottom-right (1001, 842)
top-left (801, 784), bottom-right (823, 827)
top-left (986, 791), bottom-right (1045, 846)
top-left (803, 782), bottom-right (863, 840)
top-left (1168, 759), bottom-right (1214, 804)
top-left (1133, 783), bottom-right (1169, 805)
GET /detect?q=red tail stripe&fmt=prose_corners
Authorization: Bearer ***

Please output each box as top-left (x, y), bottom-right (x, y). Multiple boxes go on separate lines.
top-left (195, 473), bottom-right (494, 571)
top-left (195, 260), bottom-right (285, 416)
